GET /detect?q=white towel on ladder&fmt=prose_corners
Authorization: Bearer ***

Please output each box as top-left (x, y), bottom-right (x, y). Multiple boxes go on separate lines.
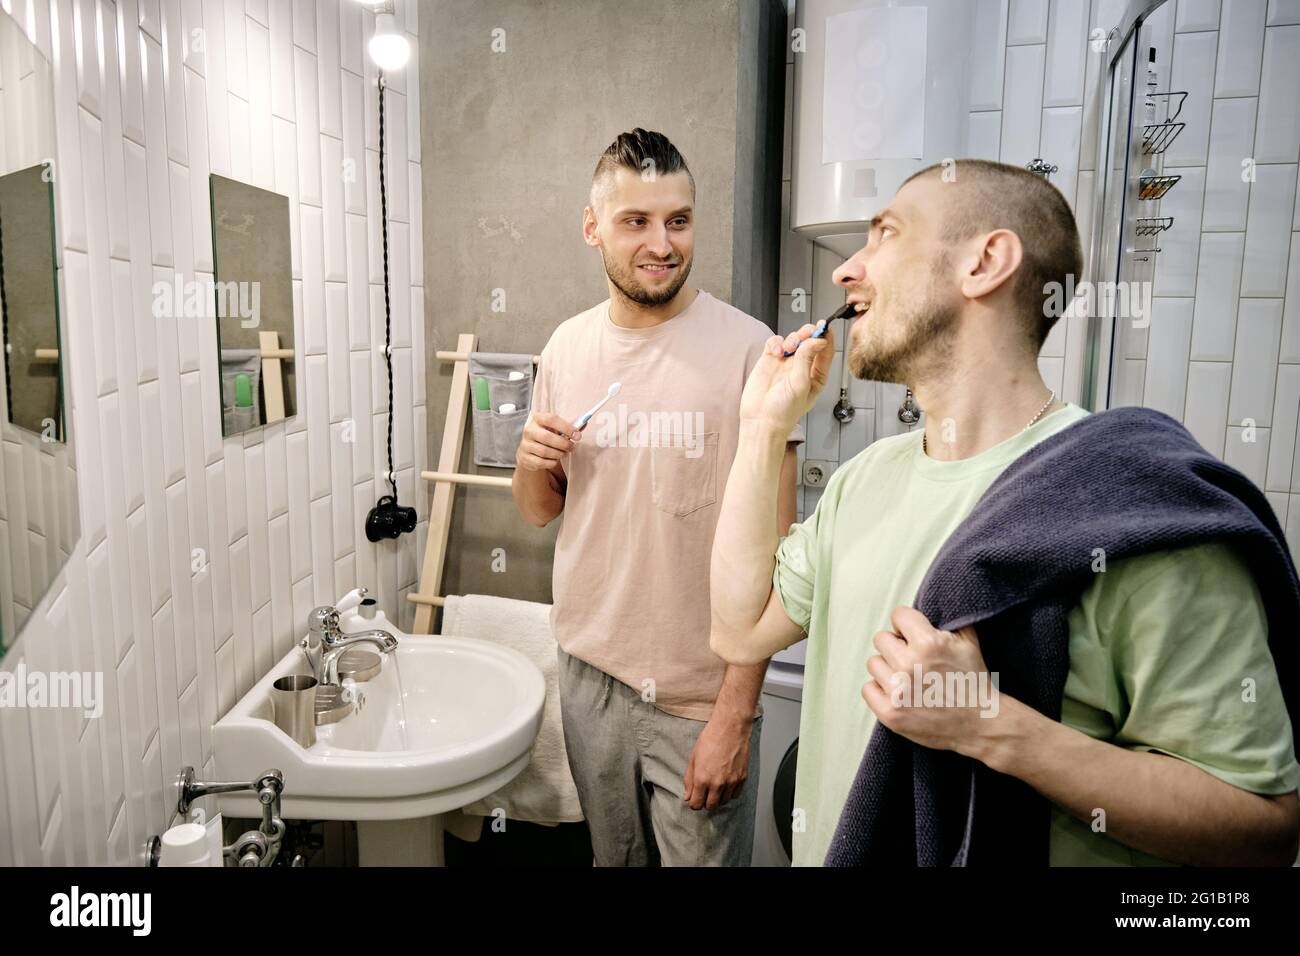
top-left (441, 594), bottom-right (583, 825)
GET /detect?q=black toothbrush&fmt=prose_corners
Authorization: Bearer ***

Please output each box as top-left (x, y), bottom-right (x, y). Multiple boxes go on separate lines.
top-left (783, 302), bottom-right (858, 356)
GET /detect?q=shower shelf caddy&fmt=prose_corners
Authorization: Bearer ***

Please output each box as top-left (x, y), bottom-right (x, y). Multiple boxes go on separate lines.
top-left (1140, 91), bottom-right (1187, 155)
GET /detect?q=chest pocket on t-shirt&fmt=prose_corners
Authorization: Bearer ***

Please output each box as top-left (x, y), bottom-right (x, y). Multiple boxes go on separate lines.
top-left (650, 431), bottom-right (719, 517)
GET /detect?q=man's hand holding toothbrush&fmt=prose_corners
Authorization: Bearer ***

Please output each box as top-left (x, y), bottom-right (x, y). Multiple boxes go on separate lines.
top-left (740, 321), bottom-right (837, 436)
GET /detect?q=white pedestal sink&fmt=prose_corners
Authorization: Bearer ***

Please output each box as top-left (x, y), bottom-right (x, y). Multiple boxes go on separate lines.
top-left (212, 628), bottom-right (545, 865)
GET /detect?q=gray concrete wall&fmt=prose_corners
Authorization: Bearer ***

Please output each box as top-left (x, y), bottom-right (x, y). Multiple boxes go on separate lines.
top-left (419, 0), bottom-right (786, 618)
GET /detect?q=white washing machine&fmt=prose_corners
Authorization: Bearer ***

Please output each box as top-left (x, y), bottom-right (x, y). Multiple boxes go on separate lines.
top-left (752, 645), bottom-right (805, 867)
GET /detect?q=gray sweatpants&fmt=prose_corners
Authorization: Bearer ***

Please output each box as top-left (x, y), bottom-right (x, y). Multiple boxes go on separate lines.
top-left (557, 647), bottom-right (761, 866)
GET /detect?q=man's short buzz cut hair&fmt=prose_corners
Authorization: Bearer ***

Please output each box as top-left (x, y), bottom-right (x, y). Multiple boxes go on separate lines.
top-left (590, 128), bottom-right (695, 211)
top-left (902, 158), bottom-right (1084, 349)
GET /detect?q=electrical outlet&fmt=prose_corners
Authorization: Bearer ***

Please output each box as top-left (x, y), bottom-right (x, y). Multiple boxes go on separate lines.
top-left (802, 459), bottom-right (837, 488)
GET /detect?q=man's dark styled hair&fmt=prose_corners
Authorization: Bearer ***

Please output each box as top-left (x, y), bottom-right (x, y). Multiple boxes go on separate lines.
top-left (590, 128), bottom-right (695, 210)
top-left (902, 159), bottom-right (1084, 349)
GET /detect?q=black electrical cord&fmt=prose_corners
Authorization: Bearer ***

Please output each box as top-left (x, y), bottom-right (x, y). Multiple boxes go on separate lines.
top-left (364, 68), bottom-right (416, 543)
top-left (0, 210), bottom-right (11, 424)
top-left (378, 69), bottom-right (397, 503)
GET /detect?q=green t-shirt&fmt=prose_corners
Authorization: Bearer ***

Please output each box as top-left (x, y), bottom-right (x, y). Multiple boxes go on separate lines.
top-left (774, 404), bottom-right (1299, 866)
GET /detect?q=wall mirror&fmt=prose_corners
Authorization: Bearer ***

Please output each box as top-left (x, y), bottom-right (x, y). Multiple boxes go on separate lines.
top-left (0, 5), bottom-right (78, 654)
top-left (209, 173), bottom-right (297, 434)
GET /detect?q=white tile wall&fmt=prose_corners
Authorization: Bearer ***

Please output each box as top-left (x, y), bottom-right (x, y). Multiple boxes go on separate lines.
top-left (1110, 0), bottom-right (1300, 556)
top-left (0, 0), bottom-right (426, 865)
top-left (778, 0), bottom-right (1300, 561)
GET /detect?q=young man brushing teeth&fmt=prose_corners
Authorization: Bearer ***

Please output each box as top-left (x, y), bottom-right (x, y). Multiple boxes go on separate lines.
top-left (512, 129), bottom-right (804, 865)
top-left (710, 159), bottom-right (1299, 867)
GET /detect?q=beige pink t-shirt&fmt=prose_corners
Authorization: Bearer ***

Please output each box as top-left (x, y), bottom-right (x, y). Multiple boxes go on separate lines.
top-left (531, 290), bottom-right (804, 720)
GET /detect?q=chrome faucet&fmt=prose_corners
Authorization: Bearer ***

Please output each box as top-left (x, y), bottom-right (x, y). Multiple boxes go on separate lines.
top-left (301, 605), bottom-right (399, 686)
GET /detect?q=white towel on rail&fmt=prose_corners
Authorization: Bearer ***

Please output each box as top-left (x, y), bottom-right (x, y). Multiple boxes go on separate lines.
top-left (441, 594), bottom-right (583, 825)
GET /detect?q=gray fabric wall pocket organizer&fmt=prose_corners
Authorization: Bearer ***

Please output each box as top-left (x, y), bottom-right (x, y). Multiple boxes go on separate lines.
top-left (468, 352), bottom-right (534, 468)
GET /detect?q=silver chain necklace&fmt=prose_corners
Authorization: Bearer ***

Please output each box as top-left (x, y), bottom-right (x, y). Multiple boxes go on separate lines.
top-left (922, 391), bottom-right (1057, 454)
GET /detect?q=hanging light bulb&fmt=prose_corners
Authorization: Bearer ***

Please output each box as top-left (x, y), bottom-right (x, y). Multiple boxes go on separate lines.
top-left (368, 12), bottom-right (410, 71)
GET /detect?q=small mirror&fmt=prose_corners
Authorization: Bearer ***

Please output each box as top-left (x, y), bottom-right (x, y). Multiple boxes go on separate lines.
top-left (0, 6), bottom-right (77, 653)
top-left (209, 173), bottom-right (297, 434)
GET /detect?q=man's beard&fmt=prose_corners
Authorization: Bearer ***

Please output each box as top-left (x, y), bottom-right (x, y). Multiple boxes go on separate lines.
top-left (602, 248), bottom-right (692, 307)
top-left (848, 263), bottom-right (958, 383)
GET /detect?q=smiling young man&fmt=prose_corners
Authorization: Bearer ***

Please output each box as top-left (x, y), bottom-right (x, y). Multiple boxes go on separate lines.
top-left (511, 129), bottom-right (803, 865)
top-left (709, 159), bottom-right (1300, 866)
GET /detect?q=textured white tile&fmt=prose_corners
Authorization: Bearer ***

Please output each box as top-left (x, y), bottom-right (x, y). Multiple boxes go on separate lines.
top-left (1256, 24), bottom-right (1300, 163)
top-left (301, 205), bottom-right (327, 354)
top-left (73, 0), bottom-right (101, 117)
top-left (326, 283), bottom-right (351, 421)
top-left (226, 89), bottom-right (251, 183)
top-left (339, 0), bottom-right (362, 75)
top-left (321, 136), bottom-right (346, 280)
top-left (141, 35), bottom-right (174, 266)
top-left (138, 0), bottom-right (161, 39)
top-left (252, 600), bottom-right (272, 686)
top-left (1184, 360), bottom-right (1233, 455)
top-left (247, 0), bottom-right (269, 27)
top-left (1008, 0), bottom-right (1048, 45)
top-left (1202, 97), bottom-right (1258, 231)
top-left (165, 480), bottom-right (196, 693)
top-left (1143, 297), bottom-right (1195, 418)
top-left (117, 0), bottom-right (146, 143)
top-left (270, 115), bottom-right (301, 277)
top-left (1227, 298), bottom-right (1284, 429)
top-left (1153, 166), bottom-right (1206, 297)
top-left (245, 442), bottom-right (270, 611)
top-left (306, 354), bottom-right (331, 500)
top-left (159, 0), bottom-right (187, 165)
top-left (346, 213), bottom-right (370, 348)
top-left (204, 461), bottom-right (232, 643)
top-left (294, 46), bottom-right (321, 205)
top-left (1045, 0), bottom-right (1089, 106)
top-left (1214, 0), bottom-right (1267, 96)
top-left (999, 43), bottom-right (1046, 165)
top-left (1177, 0), bottom-right (1222, 32)
top-left (330, 424), bottom-right (353, 560)
top-left (408, 161), bottom-right (422, 286)
top-left (1269, 0), bottom-right (1300, 25)
top-left (349, 350), bottom-right (373, 482)
top-left (268, 512), bottom-right (292, 659)
top-left (292, 0), bottom-right (316, 52)
top-left (1224, 424), bottom-right (1270, 485)
top-left (1190, 232), bottom-right (1245, 360)
top-left (341, 69), bottom-right (365, 214)
top-left (1165, 31), bottom-right (1219, 167)
top-left (1266, 364), bottom-right (1300, 490)
top-left (264, 422), bottom-right (288, 520)
top-left (245, 17), bottom-right (273, 189)
top-left (223, 0), bottom-right (246, 100)
top-left (310, 495), bottom-right (335, 605)
top-left (228, 534), bottom-right (254, 697)
top-left (184, 66), bottom-right (213, 273)
top-left (315, 4), bottom-right (341, 137)
top-left (1280, 235), bottom-right (1300, 361)
top-left (179, 0), bottom-right (204, 75)
top-left (966, 110), bottom-right (1002, 161)
top-left (268, 0), bottom-right (295, 119)
top-left (1241, 164), bottom-right (1297, 296)
top-left (1040, 106), bottom-right (1082, 208)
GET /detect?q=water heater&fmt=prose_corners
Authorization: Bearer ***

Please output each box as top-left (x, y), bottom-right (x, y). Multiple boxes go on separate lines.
top-left (791, 0), bottom-right (976, 256)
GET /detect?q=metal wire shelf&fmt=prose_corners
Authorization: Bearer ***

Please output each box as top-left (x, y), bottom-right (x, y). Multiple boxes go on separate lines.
top-left (1140, 92), bottom-right (1188, 154)
top-left (1138, 173), bottom-right (1181, 200)
top-left (1135, 217), bottom-right (1174, 237)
